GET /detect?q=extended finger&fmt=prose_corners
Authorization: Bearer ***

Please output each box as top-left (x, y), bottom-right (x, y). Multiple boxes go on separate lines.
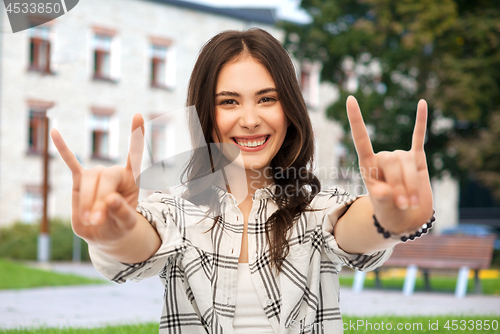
top-left (377, 152), bottom-right (408, 210)
top-left (399, 151), bottom-right (420, 209)
top-left (346, 96), bottom-right (374, 163)
top-left (126, 113), bottom-right (145, 183)
top-left (90, 166), bottom-right (123, 225)
top-left (79, 167), bottom-right (103, 224)
top-left (50, 129), bottom-right (83, 175)
top-left (411, 100), bottom-right (428, 152)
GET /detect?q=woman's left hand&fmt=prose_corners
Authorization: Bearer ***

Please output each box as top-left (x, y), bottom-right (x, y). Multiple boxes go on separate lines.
top-left (346, 95), bottom-right (434, 234)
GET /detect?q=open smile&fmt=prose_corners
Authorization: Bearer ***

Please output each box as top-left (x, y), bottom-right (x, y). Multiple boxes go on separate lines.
top-left (231, 135), bottom-right (270, 150)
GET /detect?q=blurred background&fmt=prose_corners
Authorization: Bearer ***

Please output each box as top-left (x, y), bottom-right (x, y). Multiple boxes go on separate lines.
top-left (0, 0), bottom-right (498, 265)
top-left (1, 0), bottom-right (499, 331)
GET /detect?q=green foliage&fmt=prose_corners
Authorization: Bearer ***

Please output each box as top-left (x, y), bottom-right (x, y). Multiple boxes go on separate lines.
top-left (0, 219), bottom-right (89, 262)
top-left (284, 0), bottom-right (500, 200)
top-left (0, 258), bottom-right (104, 289)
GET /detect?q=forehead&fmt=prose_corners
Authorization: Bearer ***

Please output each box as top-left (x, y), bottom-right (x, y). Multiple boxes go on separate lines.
top-left (216, 56), bottom-right (276, 93)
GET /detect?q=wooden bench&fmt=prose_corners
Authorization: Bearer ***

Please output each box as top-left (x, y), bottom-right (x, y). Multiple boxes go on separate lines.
top-left (351, 234), bottom-right (496, 298)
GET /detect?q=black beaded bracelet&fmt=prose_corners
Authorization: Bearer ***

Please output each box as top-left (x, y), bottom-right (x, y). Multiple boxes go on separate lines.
top-left (373, 210), bottom-right (436, 242)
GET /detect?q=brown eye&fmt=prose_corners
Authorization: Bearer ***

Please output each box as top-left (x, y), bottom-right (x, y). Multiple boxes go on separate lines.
top-left (220, 99), bottom-right (237, 105)
top-left (260, 97), bottom-right (276, 103)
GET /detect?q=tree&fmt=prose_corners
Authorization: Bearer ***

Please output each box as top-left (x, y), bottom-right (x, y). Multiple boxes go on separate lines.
top-left (283, 0), bottom-right (500, 201)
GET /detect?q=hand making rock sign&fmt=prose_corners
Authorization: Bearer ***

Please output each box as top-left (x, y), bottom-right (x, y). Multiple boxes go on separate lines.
top-left (50, 114), bottom-right (161, 264)
top-left (333, 96), bottom-right (434, 254)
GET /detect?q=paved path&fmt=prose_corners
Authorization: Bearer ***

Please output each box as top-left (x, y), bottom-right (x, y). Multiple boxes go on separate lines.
top-left (1, 263), bottom-right (499, 329)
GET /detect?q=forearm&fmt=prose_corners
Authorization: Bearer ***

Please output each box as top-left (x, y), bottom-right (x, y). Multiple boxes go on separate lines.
top-left (333, 196), bottom-right (402, 254)
top-left (89, 212), bottom-right (161, 264)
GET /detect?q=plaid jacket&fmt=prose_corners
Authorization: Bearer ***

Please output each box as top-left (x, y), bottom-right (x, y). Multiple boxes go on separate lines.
top-left (90, 186), bottom-right (393, 334)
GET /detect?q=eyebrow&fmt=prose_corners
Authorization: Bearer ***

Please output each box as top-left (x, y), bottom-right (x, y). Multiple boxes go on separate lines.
top-left (215, 87), bottom-right (277, 97)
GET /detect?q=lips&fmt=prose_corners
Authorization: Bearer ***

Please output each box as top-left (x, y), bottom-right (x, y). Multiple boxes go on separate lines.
top-left (231, 135), bottom-right (270, 149)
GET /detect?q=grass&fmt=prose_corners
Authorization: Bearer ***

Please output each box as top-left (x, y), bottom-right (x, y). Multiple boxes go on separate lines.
top-left (0, 258), bottom-right (105, 290)
top-left (1, 316), bottom-right (499, 333)
top-left (0, 323), bottom-right (159, 334)
top-left (339, 269), bottom-right (500, 295)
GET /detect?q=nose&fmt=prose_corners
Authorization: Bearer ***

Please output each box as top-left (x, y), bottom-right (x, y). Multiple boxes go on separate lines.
top-left (239, 105), bottom-right (261, 130)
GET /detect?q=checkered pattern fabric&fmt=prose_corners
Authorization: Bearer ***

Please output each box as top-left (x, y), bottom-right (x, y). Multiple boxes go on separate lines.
top-left (89, 186), bottom-right (393, 333)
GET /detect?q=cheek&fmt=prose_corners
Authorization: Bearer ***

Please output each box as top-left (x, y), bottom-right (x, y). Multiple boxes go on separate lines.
top-left (214, 110), bottom-right (237, 138)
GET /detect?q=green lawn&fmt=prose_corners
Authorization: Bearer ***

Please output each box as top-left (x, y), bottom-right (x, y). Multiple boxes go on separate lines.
top-left (338, 273), bottom-right (500, 295)
top-left (1, 316), bottom-right (499, 334)
top-left (0, 258), bottom-right (105, 290)
top-left (0, 323), bottom-right (159, 334)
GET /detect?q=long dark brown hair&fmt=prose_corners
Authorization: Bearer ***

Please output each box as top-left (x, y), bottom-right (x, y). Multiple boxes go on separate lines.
top-left (183, 28), bottom-right (320, 273)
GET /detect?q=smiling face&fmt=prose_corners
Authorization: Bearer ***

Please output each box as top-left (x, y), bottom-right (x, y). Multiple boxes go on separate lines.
top-left (213, 55), bottom-right (289, 173)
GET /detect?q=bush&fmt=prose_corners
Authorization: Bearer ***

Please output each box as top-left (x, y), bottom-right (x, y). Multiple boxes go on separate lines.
top-left (0, 219), bottom-right (90, 261)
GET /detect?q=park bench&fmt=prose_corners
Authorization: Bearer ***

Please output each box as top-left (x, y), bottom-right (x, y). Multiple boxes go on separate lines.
top-left (351, 234), bottom-right (496, 298)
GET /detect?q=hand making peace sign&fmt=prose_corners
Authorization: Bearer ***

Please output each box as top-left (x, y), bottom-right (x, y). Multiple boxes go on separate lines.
top-left (50, 114), bottom-right (146, 247)
top-left (346, 96), bottom-right (434, 234)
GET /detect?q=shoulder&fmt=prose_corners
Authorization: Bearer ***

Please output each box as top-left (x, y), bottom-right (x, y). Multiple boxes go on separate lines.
top-left (140, 191), bottom-right (175, 204)
top-left (310, 186), bottom-right (354, 209)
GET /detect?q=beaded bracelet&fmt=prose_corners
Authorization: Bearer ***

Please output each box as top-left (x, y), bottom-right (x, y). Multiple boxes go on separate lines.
top-left (373, 210), bottom-right (436, 242)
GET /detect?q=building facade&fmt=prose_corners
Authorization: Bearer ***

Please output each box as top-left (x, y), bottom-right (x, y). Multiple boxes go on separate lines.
top-left (0, 0), bottom-right (343, 226)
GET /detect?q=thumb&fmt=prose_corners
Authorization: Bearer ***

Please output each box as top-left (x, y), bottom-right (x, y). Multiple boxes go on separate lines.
top-left (106, 193), bottom-right (138, 229)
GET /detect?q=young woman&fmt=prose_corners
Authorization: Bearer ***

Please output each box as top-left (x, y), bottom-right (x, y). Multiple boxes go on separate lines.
top-left (51, 28), bottom-right (434, 333)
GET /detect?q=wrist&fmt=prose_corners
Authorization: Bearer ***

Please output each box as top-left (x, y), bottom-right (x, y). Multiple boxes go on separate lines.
top-left (374, 210), bottom-right (436, 242)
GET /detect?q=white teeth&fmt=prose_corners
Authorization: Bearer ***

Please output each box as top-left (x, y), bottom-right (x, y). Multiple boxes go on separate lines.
top-left (236, 138), bottom-right (266, 147)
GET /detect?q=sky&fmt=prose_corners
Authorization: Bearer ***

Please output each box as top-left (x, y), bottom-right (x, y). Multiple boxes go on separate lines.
top-left (184, 0), bottom-right (312, 24)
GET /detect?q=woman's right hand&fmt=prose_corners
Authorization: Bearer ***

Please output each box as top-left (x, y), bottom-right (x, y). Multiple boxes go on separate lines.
top-left (51, 113), bottom-right (147, 250)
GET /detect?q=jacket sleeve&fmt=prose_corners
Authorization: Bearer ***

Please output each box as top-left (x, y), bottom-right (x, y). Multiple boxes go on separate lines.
top-left (319, 187), bottom-right (393, 271)
top-left (89, 192), bottom-right (187, 283)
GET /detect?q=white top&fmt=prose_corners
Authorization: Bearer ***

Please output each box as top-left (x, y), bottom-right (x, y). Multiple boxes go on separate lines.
top-left (89, 185), bottom-right (393, 333)
top-left (233, 263), bottom-right (274, 333)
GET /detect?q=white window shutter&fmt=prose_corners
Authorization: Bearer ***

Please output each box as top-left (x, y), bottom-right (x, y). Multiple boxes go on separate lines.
top-left (48, 115), bottom-right (58, 156)
top-left (49, 29), bottom-right (57, 73)
top-left (84, 114), bottom-right (91, 160)
top-left (110, 37), bottom-right (120, 81)
top-left (165, 47), bottom-right (176, 89)
top-left (109, 114), bottom-right (119, 160)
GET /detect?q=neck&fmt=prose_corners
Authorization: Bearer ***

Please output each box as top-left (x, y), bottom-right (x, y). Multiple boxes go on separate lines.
top-left (224, 164), bottom-right (273, 203)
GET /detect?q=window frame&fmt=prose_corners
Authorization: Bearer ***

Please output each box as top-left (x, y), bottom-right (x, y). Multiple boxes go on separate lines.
top-left (26, 100), bottom-right (54, 156)
top-left (92, 33), bottom-right (113, 81)
top-left (89, 107), bottom-right (118, 162)
top-left (28, 22), bottom-right (53, 74)
top-left (150, 45), bottom-right (167, 88)
top-left (149, 36), bottom-right (175, 90)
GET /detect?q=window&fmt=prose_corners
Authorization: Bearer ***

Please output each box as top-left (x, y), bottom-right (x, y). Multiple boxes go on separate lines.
top-left (28, 110), bottom-right (47, 154)
top-left (148, 114), bottom-right (175, 165)
top-left (88, 107), bottom-right (118, 161)
top-left (93, 34), bottom-right (112, 80)
top-left (90, 114), bottom-right (111, 159)
top-left (22, 187), bottom-right (43, 223)
top-left (151, 45), bottom-right (167, 87)
top-left (149, 37), bottom-right (175, 89)
top-left (29, 24), bottom-right (51, 73)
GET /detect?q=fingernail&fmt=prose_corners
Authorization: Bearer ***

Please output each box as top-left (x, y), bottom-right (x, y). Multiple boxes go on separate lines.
top-left (90, 211), bottom-right (102, 225)
top-left (410, 195), bottom-right (419, 209)
top-left (397, 196), bottom-right (409, 210)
